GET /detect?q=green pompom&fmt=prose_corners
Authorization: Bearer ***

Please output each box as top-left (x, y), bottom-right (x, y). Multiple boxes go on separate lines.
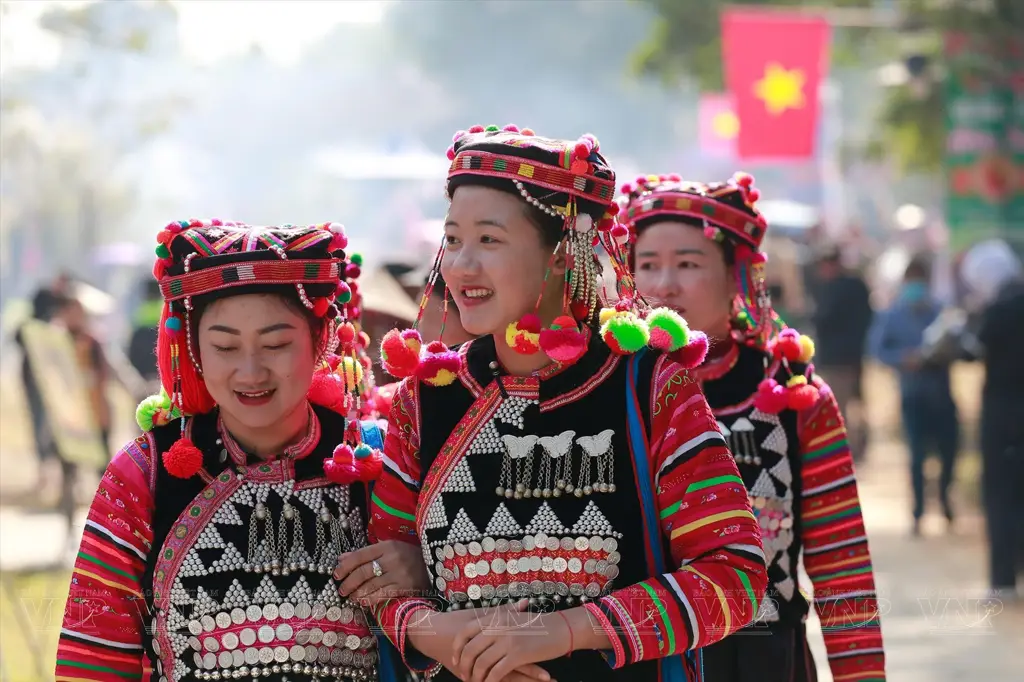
top-left (155, 243), bottom-right (170, 259)
top-left (351, 253), bottom-right (363, 266)
top-left (135, 390), bottom-right (179, 432)
top-left (647, 307), bottom-right (690, 352)
top-left (485, 125), bottom-right (500, 132)
top-left (600, 314), bottom-right (650, 354)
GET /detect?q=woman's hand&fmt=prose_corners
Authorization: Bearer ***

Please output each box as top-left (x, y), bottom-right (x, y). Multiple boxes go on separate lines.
top-left (451, 602), bottom-right (570, 682)
top-left (408, 603), bottom-right (553, 682)
top-left (333, 541), bottom-right (428, 606)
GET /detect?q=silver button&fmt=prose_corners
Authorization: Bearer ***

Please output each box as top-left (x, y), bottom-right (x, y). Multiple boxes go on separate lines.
top-left (257, 625), bottom-right (275, 644)
top-left (262, 603), bottom-right (279, 621)
top-left (274, 645), bottom-right (290, 662)
top-left (278, 602), bottom-right (295, 620)
top-left (276, 623), bottom-right (294, 641)
top-left (239, 628), bottom-right (257, 647)
top-left (222, 632), bottom-right (239, 650)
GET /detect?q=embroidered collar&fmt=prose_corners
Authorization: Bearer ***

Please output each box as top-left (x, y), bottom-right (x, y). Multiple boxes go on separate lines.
top-left (691, 339), bottom-right (741, 383)
top-left (458, 328), bottom-right (612, 400)
top-left (217, 401), bottom-right (320, 466)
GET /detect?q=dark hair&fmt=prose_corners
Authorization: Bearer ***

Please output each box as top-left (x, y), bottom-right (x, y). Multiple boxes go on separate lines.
top-left (904, 255), bottom-right (931, 281)
top-left (633, 217), bottom-right (736, 267)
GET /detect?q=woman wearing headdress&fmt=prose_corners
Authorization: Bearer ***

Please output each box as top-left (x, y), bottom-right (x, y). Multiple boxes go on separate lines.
top-left (56, 220), bottom-right (428, 682)
top-left (620, 174), bottom-right (885, 682)
top-left (360, 126), bottom-right (767, 682)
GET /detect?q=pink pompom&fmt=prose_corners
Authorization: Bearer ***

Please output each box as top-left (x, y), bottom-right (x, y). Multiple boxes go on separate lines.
top-left (703, 225), bottom-right (718, 240)
top-left (574, 141), bottom-right (591, 160)
top-left (734, 172), bottom-right (754, 187)
top-left (468, 125), bottom-right (485, 133)
top-left (672, 331), bottom-right (709, 369)
top-left (210, 218), bottom-right (223, 226)
top-left (610, 224), bottom-right (629, 239)
top-left (634, 175), bottom-right (648, 187)
top-left (346, 263), bottom-right (361, 279)
top-left (621, 183), bottom-right (633, 195)
top-left (163, 438), bottom-right (204, 479)
top-left (518, 313), bottom-right (542, 333)
top-left (580, 133), bottom-right (599, 150)
top-left (615, 297), bottom-right (633, 312)
top-left (446, 146), bottom-right (456, 161)
top-left (748, 188), bottom-right (761, 203)
top-left (667, 173), bottom-right (682, 181)
top-left (452, 130), bottom-right (468, 142)
top-left (606, 202), bottom-right (620, 216)
top-left (754, 380), bottom-right (789, 413)
top-left (503, 124), bottom-right (520, 132)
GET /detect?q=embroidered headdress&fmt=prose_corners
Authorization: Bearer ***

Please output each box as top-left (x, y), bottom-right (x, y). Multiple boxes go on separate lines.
top-left (137, 219), bottom-right (379, 478)
top-left (618, 173), bottom-right (819, 412)
top-left (379, 124), bottom-right (706, 384)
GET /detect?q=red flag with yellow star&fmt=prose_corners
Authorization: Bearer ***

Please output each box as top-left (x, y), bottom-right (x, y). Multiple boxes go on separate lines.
top-left (721, 8), bottom-right (831, 160)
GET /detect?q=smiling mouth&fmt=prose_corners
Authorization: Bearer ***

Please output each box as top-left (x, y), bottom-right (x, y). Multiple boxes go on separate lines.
top-left (459, 287), bottom-right (494, 304)
top-left (234, 389), bottom-right (275, 405)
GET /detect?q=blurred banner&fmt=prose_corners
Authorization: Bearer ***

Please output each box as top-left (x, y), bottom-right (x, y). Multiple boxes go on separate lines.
top-left (19, 320), bottom-right (108, 470)
top-left (721, 8), bottom-right (831, 161)
top-left (943, 33), bottom-right (1024, 241)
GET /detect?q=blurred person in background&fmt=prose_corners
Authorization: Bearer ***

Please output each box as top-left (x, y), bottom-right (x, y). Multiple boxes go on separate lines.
top-left (811, 245), bottom-right (873, 463)
top-left (869, 255), bottom-right (958, 535)
top-left (13, 272), bottom-right (73, 494)
top-left (960, 239), bottom-right (1024, 599)
top-left (626, 173), bottom-right (884, 682)
top-left (56, 294), bottom-right (113, 455)
top-left (127, 278), bottom-right (163, 388)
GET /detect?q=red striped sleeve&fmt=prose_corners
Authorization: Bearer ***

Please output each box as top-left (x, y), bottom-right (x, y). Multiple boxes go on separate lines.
top-left (800, 378), bottom-right (886, 681)
top-left (586, 359), bottom-right (767, 667)
top-left (367, 379), bottom-right (438, 672)
top-left (56, 437), bottom-right (154, 682)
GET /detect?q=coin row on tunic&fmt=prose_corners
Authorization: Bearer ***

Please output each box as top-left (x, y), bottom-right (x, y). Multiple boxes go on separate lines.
top-left (187, 626), bottom-right (374, 654)
top-left (190, 659), bottom-right (377, 681)
top-left (183, 601), bottom-right (368, 637)
top-left (445, 577), bottom-right (610, 606)
top-left (190, 643), bottom-right (378, 671)
top-left (434, 533), bottom-right (620, 559)
top-left (434, 551), bottom-right (621, 587)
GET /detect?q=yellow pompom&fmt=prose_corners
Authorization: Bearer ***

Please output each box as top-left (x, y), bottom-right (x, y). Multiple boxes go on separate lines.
top-left (337, 356), bottom-right (364, 391)
top-left (599, 307), bottom-right (629, 325)
top-left (786, 375), bottom-right (808, 388)
top-left (798, 335), bottom-right (816, 363)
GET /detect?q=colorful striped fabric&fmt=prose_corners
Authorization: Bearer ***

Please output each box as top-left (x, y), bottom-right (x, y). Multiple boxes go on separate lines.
top-left (799, 382), bottom-right (886, 681)
top-left (584, 362), bottom-right (767, 667)
top-left (56, 438), bottom-right (154, 682)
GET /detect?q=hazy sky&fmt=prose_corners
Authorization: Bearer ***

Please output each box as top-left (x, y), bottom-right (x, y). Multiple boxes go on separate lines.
top-left (0, 0), bottom-right (386, 74)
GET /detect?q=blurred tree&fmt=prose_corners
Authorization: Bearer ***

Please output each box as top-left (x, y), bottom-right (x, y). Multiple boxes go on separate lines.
top-left (632, 0), bottom-right (1024, 174)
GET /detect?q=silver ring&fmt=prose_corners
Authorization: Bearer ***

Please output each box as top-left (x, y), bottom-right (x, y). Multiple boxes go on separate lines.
top-left (371, 560), bottom-right (383, 578)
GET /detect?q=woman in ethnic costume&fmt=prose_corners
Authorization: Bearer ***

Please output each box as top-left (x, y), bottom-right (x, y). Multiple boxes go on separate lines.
top-left (621, 174), bottom-right (886, 682)
top-left (56, 220), bottom-right (428, 682)
top-left (363, 125), bottom-right (768, 682)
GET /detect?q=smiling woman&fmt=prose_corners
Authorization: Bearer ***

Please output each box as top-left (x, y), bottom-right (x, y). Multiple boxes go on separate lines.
top-left (369, 126), bottom-right (768, 682)
top-left (55, 220), bottom-right (428, 682)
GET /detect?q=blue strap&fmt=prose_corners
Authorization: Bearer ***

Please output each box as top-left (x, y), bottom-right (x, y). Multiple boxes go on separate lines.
top-left (355, 419), bottom-right (404, 682)
top-left (624, 352), bottom-right (691, 682)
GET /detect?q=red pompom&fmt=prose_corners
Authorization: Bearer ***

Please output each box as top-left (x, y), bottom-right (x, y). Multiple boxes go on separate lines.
top-left (518, 314), bottom-right (542, 333)
top-left (670, 331), bottom-right (709, 369)
top-left (156, 229), bottom-right (175, 246)
top-left (345, 263), bottom-right (362, 279)
top-left (307, 371), bottom-right (348, 415)
top-left (325, 354), bottom-right (342, 371)
top-left (539, 325), bottom-right (588, 365)
top-left (754, 379), bottom-right (789, 413)
top-left (574, 142), bottom-right (590, 160)
top-left (446, 146), bottom-right (456, 160)
top-left (610, 224), bottom-right (629, 239)
top-left (615, 298), bottom-right (633, 312)
top-left (521, 128), bottom-right (535, 136)
top-left (468, 125), bottom-right (485, 133)
top-left (747, 188), bottom-right (761, 203)
top-left (570, 300), bottom-right (590, 321)
top-left (606, 202), bottom-right (620, 216)
top-left (570, 158), bottom-right (590, 175)
top-left (416, 343), bottom-right (461, 386)
top-left (787, 384), bottom-right (820, 411)
top-left (734, 172), bottom-right (754, 187)
top-left (163, 438), bottom-right (204, 479)
top-left (503, 124), bottom-right (520, 132)
top-left (313, 298), bottom-right (330, 317)
top-left (324, 444), bottom-right (358, 484)
top-left (667, 173), bottom-right (682, 181)
top-left (773, 332), bottom-right (803, 361)
top-left (621, 183), bottom-right (633, 195)
top-left (337, 322), bottom-right (357, 346)
top-left (357, 331), bottom-right (370, 349)
top-left (380, 328), bottom-right (421, 378)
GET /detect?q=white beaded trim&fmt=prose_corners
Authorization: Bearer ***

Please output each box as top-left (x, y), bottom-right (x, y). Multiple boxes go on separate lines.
top-left (513, 180), bottom-right (563, 218)
top-left (268, 243), bottom-right (316, 310)
top-left (181, 253), bottom-right (203, 376)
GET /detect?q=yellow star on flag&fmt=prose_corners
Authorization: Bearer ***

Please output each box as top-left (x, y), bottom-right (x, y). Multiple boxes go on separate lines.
top-left (712, 110), bottom-right (739, 139)
top-left (754, 63), bottom-right (806, 116)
